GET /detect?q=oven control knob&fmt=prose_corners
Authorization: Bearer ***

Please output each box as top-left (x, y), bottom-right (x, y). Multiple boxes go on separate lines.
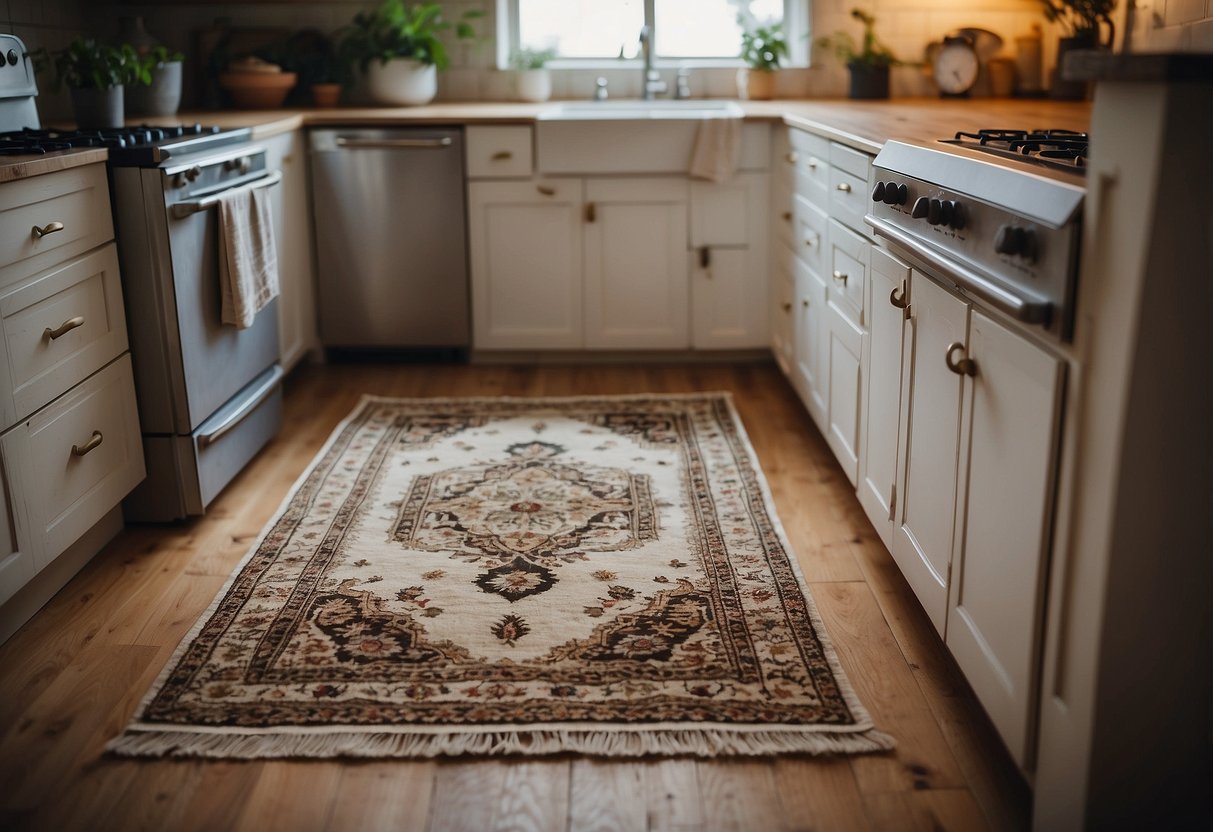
top-left (6, 50), bottom-right (18, 66)
top-left (887, 183), bottom-right (908, 205)
top-left (945, 200), bottom-right (965, 229)
top-left (185, 165), bottom-right (202, 182)
top-left (871, 181), bottom-right (886, 202)
top-left (927, 198), bottom-right (946, 225)
top-left (995, 224), bottom-right (1036, 258)
top-left (911, 196), bottom-right (930, 219)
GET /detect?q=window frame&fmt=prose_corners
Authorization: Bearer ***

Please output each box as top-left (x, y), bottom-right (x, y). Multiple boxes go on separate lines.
top-left (497, 0), bottom-right (810, 70)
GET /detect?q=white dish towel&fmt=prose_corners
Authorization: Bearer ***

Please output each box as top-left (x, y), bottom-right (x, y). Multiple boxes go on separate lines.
top-left (689, 115), bottom-right (742, 184)
top-left (217, 185), bottom-right (280, 329)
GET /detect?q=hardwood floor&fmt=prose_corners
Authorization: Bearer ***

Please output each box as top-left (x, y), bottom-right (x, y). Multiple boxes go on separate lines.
top-left (0, 362), bottom-right (1030, 832)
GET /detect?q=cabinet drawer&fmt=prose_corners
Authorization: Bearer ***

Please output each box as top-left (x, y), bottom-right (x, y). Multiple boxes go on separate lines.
top-left (0, 164), bottom-right (113, 290)
top-left (790, 129), bottom-right (831, 206)
top-left (792, 193), bottom-right (828, 276)
top-left (772, 130), bottom-right (797, 193)
top-left (828, 218), bottom-right (868, 325)
top-left (830, 141), bottom-right (872, 180)
top-left (829, 166), bottom-right (869, 236)
top-left (466, 126), bottom-right (534, 178)
top-left (0, 244), bottom-right (129, 427)
top-left (0, 354), bottom-right (144, 569)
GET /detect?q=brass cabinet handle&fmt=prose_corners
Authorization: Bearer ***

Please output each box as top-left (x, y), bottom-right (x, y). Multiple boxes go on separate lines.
top-left (807, 158), bottom-right (820, 170)
top-left (802, 298), bottom-right (810, 308)
top-left (890, 284), bottom-right (908, 309)
top-left (491, 150), bottom-right (513, 160)
top-left (832, 270), bottom-right (848, 285)
top-left (945, 342), bottom-right (977, 377)
top-left (44, 316), bottom-right (85, 340)
top-left (71, 430), bottom-right (103, 457)
top-left (781, 302), bottom-right (793, 312)
top-left (32, 221), bottom-right (65, 239)
top-left (785, 151), bottom-right (798, 164)
top-left (699, 247), bottom-right (712, 270)
top-left (585, 202), bottom-right (596, 223)
top-left (781, 211), bottom-right (792, 222)
top-left (836, 182), bottom-right (852, 193)
top-left (536, 185), bottom-right (556, 196)
top-left (804, 233), bottom-right (818, 248)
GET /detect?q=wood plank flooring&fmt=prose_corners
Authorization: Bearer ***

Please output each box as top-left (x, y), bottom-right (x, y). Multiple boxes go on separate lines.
top-left (0, 362), bottom-right (1030, 832)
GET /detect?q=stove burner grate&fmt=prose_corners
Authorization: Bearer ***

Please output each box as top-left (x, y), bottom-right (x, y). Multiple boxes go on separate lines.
top-left (0, 124), bottom-right (225, 157)
top-left (948, 128), bottom-right (1089, 171)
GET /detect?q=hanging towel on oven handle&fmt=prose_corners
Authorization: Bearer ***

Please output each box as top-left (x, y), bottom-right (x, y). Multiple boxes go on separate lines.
top-left (217, 185), bottom-right (280, 329)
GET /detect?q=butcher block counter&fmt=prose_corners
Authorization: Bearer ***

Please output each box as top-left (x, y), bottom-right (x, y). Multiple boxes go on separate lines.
top-left (0, 147), bottom-right (108, 185)
top-left (156, 97), bottom-right (1092, 155)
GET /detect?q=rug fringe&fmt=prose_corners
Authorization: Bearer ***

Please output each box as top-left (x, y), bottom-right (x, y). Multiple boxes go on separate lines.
top-left (106, 727), bottom-right (895, 760)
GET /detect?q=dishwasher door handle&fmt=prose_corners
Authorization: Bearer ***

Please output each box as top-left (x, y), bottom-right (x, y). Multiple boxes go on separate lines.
top-left (334, 137), bottom-right (454, 149)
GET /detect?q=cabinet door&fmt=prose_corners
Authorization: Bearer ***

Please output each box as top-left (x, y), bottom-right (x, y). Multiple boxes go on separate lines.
top-left (824, 296), bottom-right (863, 486)
top-left (892, 270), bottom-right (971, 635)
top-left (0, 463), bottom-right (33, 608)
top-left (770, 245), bottom-right (794, 377)
top-left (263, 131), bottom-right (318, 371)
top-left (469, 179), bottom-right (584, 350)
top-left (792, 254), bottom-right (827, 428)
top-left (584, 178), bottom-right (688, 350)
top-left (947, 310), bottom-right (1063, 767)
top-left (858, 247), bottom-right (911, 549)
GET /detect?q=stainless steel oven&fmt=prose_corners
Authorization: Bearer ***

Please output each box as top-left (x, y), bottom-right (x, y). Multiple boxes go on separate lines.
top-left (112, 140), bottom-right (285, 521)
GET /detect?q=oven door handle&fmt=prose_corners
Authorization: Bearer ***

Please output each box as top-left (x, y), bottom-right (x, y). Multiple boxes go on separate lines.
top-left (196, 365), bottom-right (284, 450)
top-left (170, 170), bottom-right (283, 219)
top-left (865, 214), bottom-right (1053, 325)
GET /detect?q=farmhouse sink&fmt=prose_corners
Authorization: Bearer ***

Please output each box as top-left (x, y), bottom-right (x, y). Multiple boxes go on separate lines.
top-left (535, 100), bottom-right (754, 174)
top-left (537, 100), bottom-right (744, 121)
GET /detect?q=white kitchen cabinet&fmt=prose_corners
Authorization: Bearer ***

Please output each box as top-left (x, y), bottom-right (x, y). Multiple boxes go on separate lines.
top-left (891, 270), bottom-right (971, 635)
top-left (690, 174), bottom-right (770, 350)
top-left (584, 178), bottom-right (688, 350)
top-left (792, 253), bottom-right (827, 428)
top-left (858, 247), bottom-right (911, 549)
top-left (262, 130), bottom-right (318, 371)
top-left (469, 179), bottom-right (584, 350)
top-left (824, 295), bottom-right (864, 486)
top-left (947, 310), bottom-right (1063, 768)
top-left (0, 464), bottom-right (32, 609)
top-left (770, 248), bottom-right (794, 377)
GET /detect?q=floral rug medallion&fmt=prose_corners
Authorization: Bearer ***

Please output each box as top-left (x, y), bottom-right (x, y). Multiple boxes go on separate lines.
top-left (110, 395), bottom-right (894, 759)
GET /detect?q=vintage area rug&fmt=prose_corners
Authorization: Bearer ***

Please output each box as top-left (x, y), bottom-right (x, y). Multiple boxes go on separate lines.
top-left (110, 394), bottom-right (893, 759)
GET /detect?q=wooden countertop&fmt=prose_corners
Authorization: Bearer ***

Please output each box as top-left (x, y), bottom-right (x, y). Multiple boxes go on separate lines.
top-left (0, 147), bottom-right (108, 184)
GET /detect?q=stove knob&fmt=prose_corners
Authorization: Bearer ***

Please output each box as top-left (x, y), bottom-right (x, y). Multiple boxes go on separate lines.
top-left (172, 172), bottom-right (188, 188)
top-left (185, 165), bottom-right (202, 182)
top-left (945, 200), bottom-right (965, 230)
top-left (995, 224), bottom-right (1026, 255)
top-left (6, 50), bottom-right (18, 66)
top-left (887, 183), bottom-right (908, 206)
top-left (910, 196), bottom-right (930, 219)
top-left (927, 198), bottom-right (944, 225)
top-left (871, 181), bottom-right (886, 202)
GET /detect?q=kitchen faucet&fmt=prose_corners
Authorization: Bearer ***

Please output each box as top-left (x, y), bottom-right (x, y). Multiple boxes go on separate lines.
top-left (638, 26), bottom-right (667, 100)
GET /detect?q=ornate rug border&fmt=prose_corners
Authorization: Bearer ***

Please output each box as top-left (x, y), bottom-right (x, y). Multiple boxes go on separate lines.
top-left (108, 392), bottom-right (894, 760)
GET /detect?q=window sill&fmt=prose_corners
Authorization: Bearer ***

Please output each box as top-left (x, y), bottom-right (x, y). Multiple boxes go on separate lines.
top-left (505, 59), bottom-right (808, 72)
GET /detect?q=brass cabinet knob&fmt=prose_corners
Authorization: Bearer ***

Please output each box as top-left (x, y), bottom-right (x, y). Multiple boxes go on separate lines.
top-left (836, 182), bottom-right (852, 193)
top-left (832, 270), bottom-right (848, 285)
top-left (945, 342), bottom-right (977, 377)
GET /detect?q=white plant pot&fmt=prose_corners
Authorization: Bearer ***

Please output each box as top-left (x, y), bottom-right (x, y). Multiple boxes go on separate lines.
top-left (366, 58), bottom-right (437, 106)
top-left (515, 69), bottom-right (551, 103)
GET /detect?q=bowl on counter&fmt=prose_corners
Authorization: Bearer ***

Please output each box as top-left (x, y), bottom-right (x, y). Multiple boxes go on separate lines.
top-left (218, 72), bottom-right (298, 109)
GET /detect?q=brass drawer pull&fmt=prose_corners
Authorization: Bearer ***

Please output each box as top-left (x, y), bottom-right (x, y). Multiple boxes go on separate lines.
top-left (781, 302), bottom-right (792, 312)
top-left (836, 182), bottom-right (852, 193)
top-left (804, 233), bottom-right (818, 248)
top-left (585, 202), bottom-right (596, 223)
top-left (491, 150), bottom-right (513, 160)
top-left (782, 211), bottom-right (792, 222)
top-left (945, 342), bottom-right (977, 377)
top-left (32, 221), bottom-right (65, 239)
top-left (890, 284), bottom-right (908, 309)
top-left (807, 158), bottom-right (820, 170)
top-left (44, 316), bottom-right (85, 340)
top-left (802, 298), bottom-right (810, 308)
top-left (536, 185), bottom-right (556, 196)
top-left (71, 430), bottom-right (103, 457)
top-left (785, 151), bottom-right (798, 164)
top-left (832, 270), bottom-right (848, 285)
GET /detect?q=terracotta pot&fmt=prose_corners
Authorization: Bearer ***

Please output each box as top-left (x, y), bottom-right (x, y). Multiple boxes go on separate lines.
top-left (847, 63), bottom-right (889, 100)
top-left (738, 68), bottom-right (777, 100)
top-left (366, 59), bottom-right (436, 106)
top-left (312, 83), bottom-right (342, 108)
top-left (219, 71), bottom-right (297, 109)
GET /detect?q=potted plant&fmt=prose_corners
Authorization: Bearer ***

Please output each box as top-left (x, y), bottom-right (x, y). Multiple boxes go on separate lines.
top-left (510, 47), bottom-right (556, 103)
top-left (1041, 0), bottom-right (1115, 99)
top-left (738, 20), bottom-right (788, 100)
top-left (33, 39), bottom-right (150, 128)
top-left (817, 10), bottom-right (900, 100)
top-left (126, 45), bottom-right (184, 117)
top-left (339, 0), bottom-right (483, 106)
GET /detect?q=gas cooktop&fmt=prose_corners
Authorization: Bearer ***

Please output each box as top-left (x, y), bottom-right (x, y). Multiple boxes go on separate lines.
top-left (0, 124), bottom-right (253, 166)
top-left (941, 128), bottom-right (1090, 175)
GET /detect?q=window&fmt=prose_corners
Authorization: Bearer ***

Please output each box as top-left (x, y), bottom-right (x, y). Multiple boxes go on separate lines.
top-left (503, 0), bottom-right (807, 66)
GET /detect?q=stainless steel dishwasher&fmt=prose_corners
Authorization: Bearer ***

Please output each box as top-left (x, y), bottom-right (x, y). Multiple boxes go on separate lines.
top-left (310, 128), bottom-right (469, 350)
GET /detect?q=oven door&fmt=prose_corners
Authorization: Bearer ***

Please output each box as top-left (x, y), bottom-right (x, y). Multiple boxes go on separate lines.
top-left (162, 165), bottom-right (282, 434)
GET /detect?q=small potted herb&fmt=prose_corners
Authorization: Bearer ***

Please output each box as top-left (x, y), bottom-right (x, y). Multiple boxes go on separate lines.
top-left (1041, 0), bottom-right (1115, 99)
top-left (126, 45), bottom-right (184, 117)
top-left (338, 0), bottom-right (483, 106)
top-left (33, 39), bottom-right (151, 128)
top-left (509, 47), bottom-right (556, 103)
top-left (738, 20), bottom-right (788, 100)
top-left (817, 9), bottom-right (901, 100)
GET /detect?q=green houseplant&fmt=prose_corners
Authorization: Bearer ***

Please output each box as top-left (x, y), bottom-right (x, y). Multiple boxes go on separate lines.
top-left (33, 39), bottom-right (151, 128)
top-left (509, 47), bottom-right (556, 102)
top-left (339, 0), bottom-right (483, 105)
top-left (1041, 0), bottom-right (1115, 99)
top-left (817, 9), bottom-right (900, 99)
top-left (738, 20), bottom-right (789, 100)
